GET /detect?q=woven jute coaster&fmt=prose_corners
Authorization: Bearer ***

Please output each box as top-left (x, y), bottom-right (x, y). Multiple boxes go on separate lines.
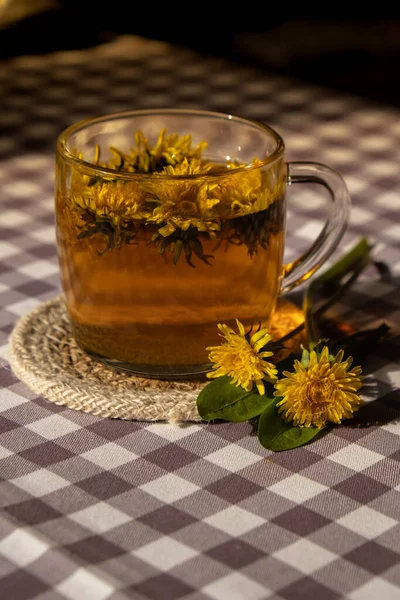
top-left (7, 295), bottom-right (306, 423)
top-left (8, 296), bottom-right (206, 423)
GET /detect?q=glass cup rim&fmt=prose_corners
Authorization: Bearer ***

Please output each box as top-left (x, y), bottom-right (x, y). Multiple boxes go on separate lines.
top-left (56, 108), bottom-right (286, 180)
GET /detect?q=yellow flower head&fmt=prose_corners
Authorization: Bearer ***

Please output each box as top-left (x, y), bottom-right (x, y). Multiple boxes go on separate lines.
top-left (70, 179), bottom-right (150, 225)
top-left (108, 129), bottom-right (208, 173)
top-left (274, 346), bottom-right (364, 429)
top-left (143, 158), bottom-right (221, 237)
top-left (215, 159), bottom-right (282, 218)
top-left (206, 319), bottom-right (278, 395)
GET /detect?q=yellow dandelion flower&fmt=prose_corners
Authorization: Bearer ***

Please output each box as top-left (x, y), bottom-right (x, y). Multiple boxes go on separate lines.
top-left (274, 346), bottom-right (364, 429)
top-left (107, 129), bottom-right (208, 173)
top-left (67, 179), bottom-right (152, 251)
top-left (150, 129), bottom-right (208, 168)
top-left (70, 179), bottom-right (151, 224)
top-left (143, 158), bottom-right (221, 236)
top-left (207, 319), bottom-right (278, 395)
top-left (214, 159), bottom-right (283, 218)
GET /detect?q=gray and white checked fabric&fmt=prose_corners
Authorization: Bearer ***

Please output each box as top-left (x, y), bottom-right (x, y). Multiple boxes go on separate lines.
top-left (1, 35), bottom-right (400, 600)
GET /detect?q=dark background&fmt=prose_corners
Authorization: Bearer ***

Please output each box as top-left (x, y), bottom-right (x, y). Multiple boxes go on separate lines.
top-left (1, 2), bottom-right (400, 108)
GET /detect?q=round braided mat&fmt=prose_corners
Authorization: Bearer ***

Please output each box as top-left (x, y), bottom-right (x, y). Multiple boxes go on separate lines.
top-left (7, 295), bottom-right (306, 423)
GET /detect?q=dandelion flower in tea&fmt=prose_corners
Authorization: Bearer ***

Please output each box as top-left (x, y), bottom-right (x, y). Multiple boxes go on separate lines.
top-left (56, 126), bottom-right (286, 366)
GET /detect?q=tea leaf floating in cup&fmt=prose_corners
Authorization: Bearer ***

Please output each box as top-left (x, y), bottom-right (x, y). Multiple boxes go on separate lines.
top-left (196, 237), bottom-right (391, 452)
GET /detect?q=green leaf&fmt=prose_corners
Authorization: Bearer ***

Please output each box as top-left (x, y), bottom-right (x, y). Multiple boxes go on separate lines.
top-left (196, 376), bottom-right (274, 422)
top-left (257, 398), bottom-right (323, 451)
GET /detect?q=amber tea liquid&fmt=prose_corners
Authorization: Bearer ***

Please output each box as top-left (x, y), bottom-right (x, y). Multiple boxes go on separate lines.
top-left (56, 198), bottom-right (285, 374)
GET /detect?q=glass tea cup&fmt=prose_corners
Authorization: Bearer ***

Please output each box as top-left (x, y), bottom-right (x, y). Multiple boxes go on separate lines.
top-left (55, 108), bottom-right (350, 379)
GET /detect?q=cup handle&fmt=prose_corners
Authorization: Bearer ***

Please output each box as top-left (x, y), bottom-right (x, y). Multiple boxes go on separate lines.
top-left (281, 161), bottom-right (351, 294)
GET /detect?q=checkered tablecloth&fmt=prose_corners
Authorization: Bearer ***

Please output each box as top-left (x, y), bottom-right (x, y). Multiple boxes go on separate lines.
top-left (1, 35), bottom-right (400, 600)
